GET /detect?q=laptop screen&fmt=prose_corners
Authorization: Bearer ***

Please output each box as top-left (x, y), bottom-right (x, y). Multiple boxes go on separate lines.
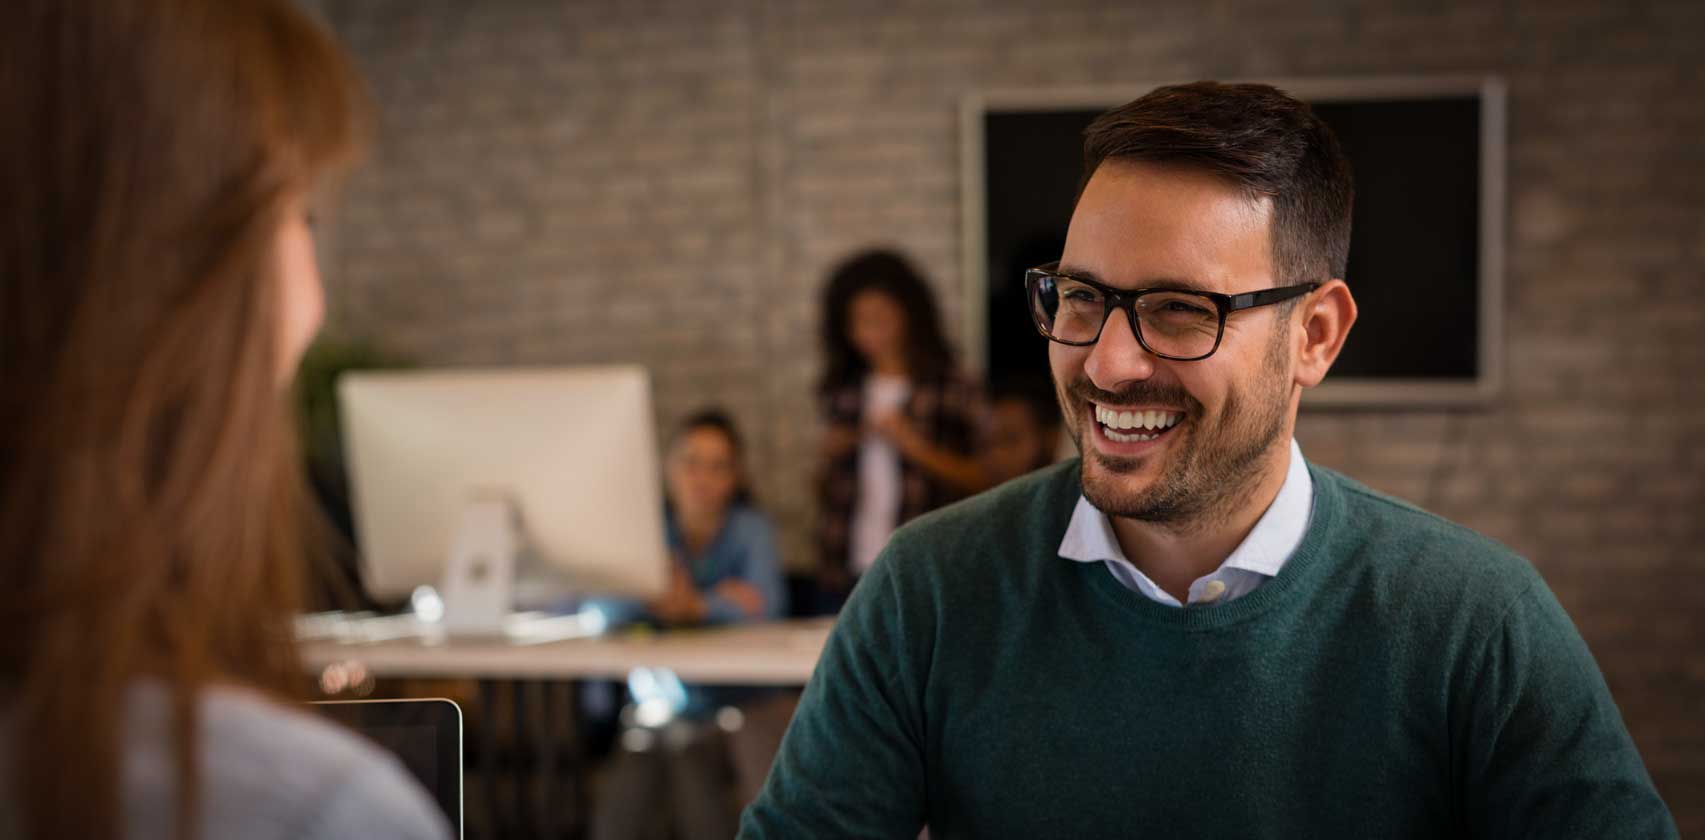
top-left (313, 698), bottom-right (462, 837)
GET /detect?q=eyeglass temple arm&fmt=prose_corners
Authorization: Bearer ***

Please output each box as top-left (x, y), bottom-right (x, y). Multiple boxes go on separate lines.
top-left (1225, 283), bottom-right (1320, 312)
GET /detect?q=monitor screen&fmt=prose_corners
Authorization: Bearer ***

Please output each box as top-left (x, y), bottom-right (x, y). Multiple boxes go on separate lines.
top-left (338, 365), bottom-right (670, 603)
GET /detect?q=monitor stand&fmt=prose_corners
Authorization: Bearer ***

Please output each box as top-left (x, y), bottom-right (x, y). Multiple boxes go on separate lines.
top-left (439, 497), bottom-right (518, 637)
top-left (437, 497), bottom-right (607, 644)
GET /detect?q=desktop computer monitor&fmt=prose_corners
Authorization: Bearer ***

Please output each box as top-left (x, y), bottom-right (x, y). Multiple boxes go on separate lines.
top-left (337, 366), bottom-right (669, 611)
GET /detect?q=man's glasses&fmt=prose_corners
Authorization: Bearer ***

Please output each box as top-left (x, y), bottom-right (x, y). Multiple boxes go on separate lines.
top-left (1024, 262), bottom-right (1318, 361)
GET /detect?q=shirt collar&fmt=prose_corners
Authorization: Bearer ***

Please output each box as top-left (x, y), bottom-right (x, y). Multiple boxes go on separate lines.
top-left (1058, 439), bottom-right (1313, 580)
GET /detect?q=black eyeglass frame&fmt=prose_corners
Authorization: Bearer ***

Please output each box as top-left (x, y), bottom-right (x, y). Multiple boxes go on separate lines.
top-left (1024, 262), bottom-right (1320, 361)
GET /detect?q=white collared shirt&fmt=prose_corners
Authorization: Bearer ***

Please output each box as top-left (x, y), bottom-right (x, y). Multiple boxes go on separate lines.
top-left (1058, 439), bottom-right (1314, 607)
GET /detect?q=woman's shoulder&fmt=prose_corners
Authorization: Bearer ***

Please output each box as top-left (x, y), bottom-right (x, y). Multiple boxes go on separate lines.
top-left (123, 682), bottom-right (450, 839)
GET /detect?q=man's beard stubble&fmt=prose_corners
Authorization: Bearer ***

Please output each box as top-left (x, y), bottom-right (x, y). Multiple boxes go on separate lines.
top-left (1060, 327), bottom-right (1293, 535)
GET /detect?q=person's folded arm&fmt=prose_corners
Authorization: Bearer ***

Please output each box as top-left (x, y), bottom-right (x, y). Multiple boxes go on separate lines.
top-left (703, 512), bottom-right (789, 624)
top-left (704, 581), bottom-right (761, 623)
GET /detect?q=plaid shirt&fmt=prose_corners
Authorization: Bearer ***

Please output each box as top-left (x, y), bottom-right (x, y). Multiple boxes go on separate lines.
top-left (816, 371), bottom-right (983, 582)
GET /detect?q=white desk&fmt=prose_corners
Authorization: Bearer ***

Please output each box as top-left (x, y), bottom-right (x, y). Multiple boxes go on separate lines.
top-left (300, 617), bottom-right (834, 686)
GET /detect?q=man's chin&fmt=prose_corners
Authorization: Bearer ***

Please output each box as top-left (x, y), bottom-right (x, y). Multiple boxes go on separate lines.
top-left (1084, 447), bottom-right (1150, 476)
top-left (1075, 429), bottom-right (1190, 521)
top-left (1082, 450), bottom-right (1150, 502)
top-left (1087, 466), bottom-right (1205, 525)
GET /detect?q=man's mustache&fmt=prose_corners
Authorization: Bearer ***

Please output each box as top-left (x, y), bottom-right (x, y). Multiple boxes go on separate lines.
top-left (1061, 377), bottom-right (1199, 414)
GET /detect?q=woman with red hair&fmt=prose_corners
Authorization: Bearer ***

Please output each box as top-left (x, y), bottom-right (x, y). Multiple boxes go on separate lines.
top-left (0, 2), bottom-right (447, 837)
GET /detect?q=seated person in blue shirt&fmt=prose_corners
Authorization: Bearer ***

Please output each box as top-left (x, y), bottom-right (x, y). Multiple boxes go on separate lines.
top-left (651, 409), bottom-right (787, 628)
top-left (589, 408), bottom-right (787, 840)
top-left (590, 408), bottom-right (786, 630)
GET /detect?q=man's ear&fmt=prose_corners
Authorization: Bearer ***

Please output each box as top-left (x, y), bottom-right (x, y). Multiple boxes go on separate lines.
top-left (1293, 279), bottom-right (1356, 389)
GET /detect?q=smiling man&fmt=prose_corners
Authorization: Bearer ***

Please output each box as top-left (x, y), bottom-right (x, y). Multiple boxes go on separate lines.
top-left (740, 82), bottom-right (1676, 839)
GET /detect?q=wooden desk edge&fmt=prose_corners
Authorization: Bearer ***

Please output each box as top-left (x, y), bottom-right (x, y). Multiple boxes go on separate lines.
top-left (300, 618), bottom-right (833, 686)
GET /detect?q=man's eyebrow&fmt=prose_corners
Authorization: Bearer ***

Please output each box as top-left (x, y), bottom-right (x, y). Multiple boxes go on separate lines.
top-left (1055, 263), bottom-right (1213, 293)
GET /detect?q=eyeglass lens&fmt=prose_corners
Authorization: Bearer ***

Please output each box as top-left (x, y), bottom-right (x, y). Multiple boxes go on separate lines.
top-left (1030, 274), bottom-right (1221, 358)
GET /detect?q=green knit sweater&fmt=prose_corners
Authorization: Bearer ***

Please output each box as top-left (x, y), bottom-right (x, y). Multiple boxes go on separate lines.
top-left (740, 460), bottom-right (1676, 839)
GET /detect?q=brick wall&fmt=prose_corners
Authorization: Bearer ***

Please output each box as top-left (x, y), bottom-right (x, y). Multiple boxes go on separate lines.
top-left (317, 0), bottom-right (1704, 826)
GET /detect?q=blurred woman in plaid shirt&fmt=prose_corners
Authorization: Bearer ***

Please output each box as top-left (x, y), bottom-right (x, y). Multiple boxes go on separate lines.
top-left (814, 250), bottom-right (989, 607)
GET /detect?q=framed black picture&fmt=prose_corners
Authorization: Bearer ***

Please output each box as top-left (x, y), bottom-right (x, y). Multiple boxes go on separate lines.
top-left (962, 76), bottom-right (1506, 406)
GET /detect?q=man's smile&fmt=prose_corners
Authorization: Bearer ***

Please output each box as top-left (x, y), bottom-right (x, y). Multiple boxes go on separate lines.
top-left (1092, 404), bottom-right (1183, 442)
top-left (1085, 401), bottom-right (1187, 457)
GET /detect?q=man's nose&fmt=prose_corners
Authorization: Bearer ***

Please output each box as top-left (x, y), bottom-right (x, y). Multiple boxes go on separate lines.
top-left (1083, 308), bottom-right (1158, 390)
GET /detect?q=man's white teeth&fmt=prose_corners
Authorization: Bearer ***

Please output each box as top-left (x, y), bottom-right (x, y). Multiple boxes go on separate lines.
top-left (1105, 428), bottom-right (1159, 443)
top-left (1094, 405), bottom-right (1183, 432)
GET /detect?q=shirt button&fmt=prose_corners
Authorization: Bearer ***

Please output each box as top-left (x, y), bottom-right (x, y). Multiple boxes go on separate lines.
top-left (1199, 579), bottom-right (1228, 603)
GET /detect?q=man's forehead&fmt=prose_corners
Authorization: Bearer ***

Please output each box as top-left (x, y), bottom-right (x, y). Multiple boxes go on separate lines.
top-left (1062, 160), bottom-right (1275, 291)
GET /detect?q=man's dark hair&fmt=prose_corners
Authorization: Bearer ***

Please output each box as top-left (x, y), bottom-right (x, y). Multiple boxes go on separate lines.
top-left (1082, 81), bottom-right (1355, 286)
